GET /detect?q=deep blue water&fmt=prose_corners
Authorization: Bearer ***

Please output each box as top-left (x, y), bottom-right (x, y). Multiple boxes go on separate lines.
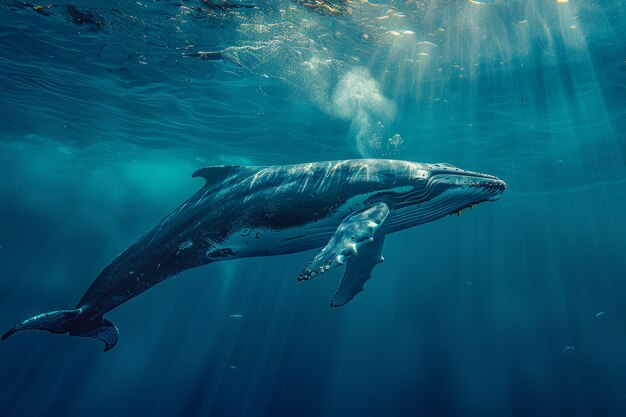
top-left (1, 1), bottom-right (626, 416)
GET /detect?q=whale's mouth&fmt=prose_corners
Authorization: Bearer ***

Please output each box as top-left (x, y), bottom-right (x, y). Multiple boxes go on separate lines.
top-left (443, 174), bottom-right (506, 215)
top-left (470, 177), bottom-right (506, 201)
top-left (420, 172), bottom-right (505, 201)
top-left (380, 171), bottom-right (506, 232)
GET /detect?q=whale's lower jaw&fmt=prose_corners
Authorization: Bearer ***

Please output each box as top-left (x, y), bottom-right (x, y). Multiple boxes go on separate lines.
top-left (382, 185), bottom-right (500, 233)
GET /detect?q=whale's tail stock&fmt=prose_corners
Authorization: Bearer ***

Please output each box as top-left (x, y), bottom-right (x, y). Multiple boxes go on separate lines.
top-left (2, 308), bottom-right (119, 351)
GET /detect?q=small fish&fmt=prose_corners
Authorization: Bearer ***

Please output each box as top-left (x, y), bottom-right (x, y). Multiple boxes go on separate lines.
top-left (229, 314), bottom-right (243, 319)
top-left (595, 311), bottom-right (605, 317)
top-left (228, 365), bottom-right (237, 370)
top-left (562, 345), bottom-right (575, 353)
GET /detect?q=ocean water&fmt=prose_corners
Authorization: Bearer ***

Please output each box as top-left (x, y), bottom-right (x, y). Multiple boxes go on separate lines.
top-left (1, 1), bottom-right (625, 416)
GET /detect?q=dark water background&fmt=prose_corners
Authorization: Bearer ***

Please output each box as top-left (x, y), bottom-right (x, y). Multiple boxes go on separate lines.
top-left (1, 1), bottom-right (625, 416)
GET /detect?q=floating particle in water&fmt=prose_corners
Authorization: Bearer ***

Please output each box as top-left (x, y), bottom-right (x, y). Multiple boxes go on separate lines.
top-left (230, 314), bottom-right (243, 319)
top-left (595, 311), bottom-right (605, 317)
top-left (562, 345), bottom-right (575, 353)
top-left (228, 365), bottom-right (237, 370)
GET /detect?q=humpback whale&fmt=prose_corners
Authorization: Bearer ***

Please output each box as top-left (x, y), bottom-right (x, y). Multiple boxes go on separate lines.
top-left (2, 159), bottom-right (505, 351)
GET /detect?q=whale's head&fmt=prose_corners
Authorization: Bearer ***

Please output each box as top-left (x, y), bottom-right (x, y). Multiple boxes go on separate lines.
top-left (363, 160), bottom-right (506, 229)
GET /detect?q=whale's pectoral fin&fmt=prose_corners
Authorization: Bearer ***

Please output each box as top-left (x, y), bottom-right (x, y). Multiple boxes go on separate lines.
top-left (331, 236), bottom-right (385, 307)
top-left (298, 202), bottom-right (389, 281)
top-left (2, 309), bottom-right (119, 352)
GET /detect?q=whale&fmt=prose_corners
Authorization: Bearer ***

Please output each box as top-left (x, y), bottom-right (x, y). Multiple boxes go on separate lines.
top-left (2, 159), bottom-right (505, 351)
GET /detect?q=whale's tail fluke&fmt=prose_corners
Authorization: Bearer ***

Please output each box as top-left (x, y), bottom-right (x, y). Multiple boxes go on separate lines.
top-left (2, 308), bottom-right (118, 351)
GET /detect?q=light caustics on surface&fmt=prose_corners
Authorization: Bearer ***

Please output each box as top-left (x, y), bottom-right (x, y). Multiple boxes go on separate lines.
top-left (141, 0), bottom-right (623, 179)
top-left (0, 0), bottom-right (622, 173)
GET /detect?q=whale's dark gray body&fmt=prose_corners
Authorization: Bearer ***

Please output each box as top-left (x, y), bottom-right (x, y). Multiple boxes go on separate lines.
top-left (3, 159), bottom-right (505, 351)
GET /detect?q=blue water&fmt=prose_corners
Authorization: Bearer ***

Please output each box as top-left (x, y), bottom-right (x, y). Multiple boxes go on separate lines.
top-left (1, 1), bottom-right (625, 416)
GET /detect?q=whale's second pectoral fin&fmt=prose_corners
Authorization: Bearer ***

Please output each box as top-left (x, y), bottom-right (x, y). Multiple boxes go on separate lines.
top-left (298, 202), bottom-right (389, 281)
top-left (331, 236), bottom-right (385, 307)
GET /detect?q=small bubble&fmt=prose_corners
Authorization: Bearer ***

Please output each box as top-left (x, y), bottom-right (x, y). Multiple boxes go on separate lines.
top-left (388, 134), bottom-right (403, 146)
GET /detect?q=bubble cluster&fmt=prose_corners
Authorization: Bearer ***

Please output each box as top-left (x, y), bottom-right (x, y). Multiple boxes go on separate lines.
top-left (330, 67), bottom-right (396, 156)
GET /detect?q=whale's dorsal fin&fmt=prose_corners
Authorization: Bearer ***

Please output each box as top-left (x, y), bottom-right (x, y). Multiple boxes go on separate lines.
top-left (192, 165), bottom-right (243, 186)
